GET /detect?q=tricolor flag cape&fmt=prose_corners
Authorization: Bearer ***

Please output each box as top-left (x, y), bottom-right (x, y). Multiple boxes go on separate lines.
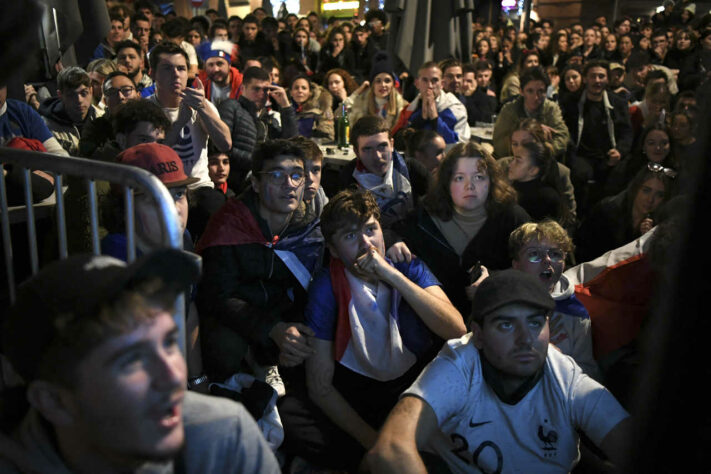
top-left (563, 228), bottom-right (657, 360)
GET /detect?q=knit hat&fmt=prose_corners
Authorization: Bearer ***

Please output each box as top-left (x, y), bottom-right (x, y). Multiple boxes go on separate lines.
top-left (369, 51), bottom-right (396, 83)
top-left (470, 269), bottom-right (555, 324)
top-left (684, 3), bottom-right (696, 14)
top-left (197, 39), bottom-right (235, 63)
top-left (117, 143), bottom-right (199, 189)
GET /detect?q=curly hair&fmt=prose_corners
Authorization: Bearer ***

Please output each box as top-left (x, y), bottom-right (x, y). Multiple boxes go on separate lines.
top-left (320, 189), bottom-right (380, 244)
top-left (508, 219), bottom-right (574, 259)
top-left (323, 68), bottom-right (358, 95)
top-left (111, 99), bottom-right (170, 136)
top-left (425, 142), bottom-right (517, 220)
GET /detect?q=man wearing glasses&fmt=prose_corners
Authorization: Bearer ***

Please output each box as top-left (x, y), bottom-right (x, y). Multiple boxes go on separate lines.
top-left (79, 71), bottom-right (137, 157)
top-left (467, 220), bottom-right (597, 377)
top-left (196, 140), bottom-right (324, 395)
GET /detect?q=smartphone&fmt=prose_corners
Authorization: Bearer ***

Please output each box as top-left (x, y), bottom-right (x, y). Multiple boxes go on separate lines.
top-left (468, 261), bottom-right (482, 284)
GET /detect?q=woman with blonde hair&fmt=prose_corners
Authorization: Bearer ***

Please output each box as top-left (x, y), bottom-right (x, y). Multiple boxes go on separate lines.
top-left (343, 51), bottom-right (407, 129)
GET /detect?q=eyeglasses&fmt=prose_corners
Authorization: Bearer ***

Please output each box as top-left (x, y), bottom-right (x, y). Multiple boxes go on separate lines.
top-left (523, 247), bottom-right (566, 263)
top-left (647, 161), bottom-right (677, 178)
top-left (105, 86), bottom-right (136, 97)
top-left (259, 170), bottom-right (305, 186)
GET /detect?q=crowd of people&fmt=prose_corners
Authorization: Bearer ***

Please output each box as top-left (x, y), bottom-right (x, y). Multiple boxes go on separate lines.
top-left (0, 0), bottom-right (708, 471)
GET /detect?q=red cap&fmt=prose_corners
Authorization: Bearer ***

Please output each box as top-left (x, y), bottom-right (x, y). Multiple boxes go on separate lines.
top-left (117, 143), bottom-right (199, 188)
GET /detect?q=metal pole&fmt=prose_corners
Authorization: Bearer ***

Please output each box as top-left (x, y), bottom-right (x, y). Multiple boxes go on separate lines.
top-left (55, 174), bottom-right (68, 259)
top-left (0, 168), bottom-right (16, 303)
top-left (521, 0), bottom-right (532, 34)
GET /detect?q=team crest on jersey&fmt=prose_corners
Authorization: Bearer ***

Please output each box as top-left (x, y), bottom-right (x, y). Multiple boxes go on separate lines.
top-left (537, 419), bottom-right (559, 458)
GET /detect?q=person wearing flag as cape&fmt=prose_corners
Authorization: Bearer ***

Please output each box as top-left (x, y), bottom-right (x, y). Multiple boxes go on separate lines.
top-left (195, 140), bottom-right (324, 395)
top-left (277, 189), bottom-right (465, 469)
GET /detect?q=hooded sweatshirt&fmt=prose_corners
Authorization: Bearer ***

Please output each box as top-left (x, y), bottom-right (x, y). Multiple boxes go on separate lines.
top-left (550, 274), bottom-right (600, 379)
top-left (38, 97), bottom-right (101, 156)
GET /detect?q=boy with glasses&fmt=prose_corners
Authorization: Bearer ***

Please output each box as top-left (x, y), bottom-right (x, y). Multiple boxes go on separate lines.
top-left (509, 221), bottom-right (598, 377)
top-left (472, 220), bottom-right (597, 377)
top-left (196, 140), bottom-right (324, 394)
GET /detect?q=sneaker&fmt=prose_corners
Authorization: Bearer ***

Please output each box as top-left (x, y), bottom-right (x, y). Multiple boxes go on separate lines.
top-left (264, 365), bottom-right (286, 397)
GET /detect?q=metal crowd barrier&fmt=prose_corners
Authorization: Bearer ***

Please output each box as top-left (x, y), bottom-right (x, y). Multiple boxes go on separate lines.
top-left (0, 147), bottom-right (195, 353)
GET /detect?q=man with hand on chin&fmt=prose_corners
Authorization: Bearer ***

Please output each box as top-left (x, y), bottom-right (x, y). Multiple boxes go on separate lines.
top-left (218, 66), bottom-right (298, 191)
top-left (367, 269), bottom-right (629, 473)
top-left (277, 189), bottom-right (465, 470)
top-left (148, 41), bottom-right (231, 191)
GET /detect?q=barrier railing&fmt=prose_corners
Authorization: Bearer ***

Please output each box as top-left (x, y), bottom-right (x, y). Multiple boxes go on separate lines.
top-left (0, 148), bottom-right (197, 353)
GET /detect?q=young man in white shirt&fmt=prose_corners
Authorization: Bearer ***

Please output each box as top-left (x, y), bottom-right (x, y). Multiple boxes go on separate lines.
top-left (367, 269), bottom-right (630, 473)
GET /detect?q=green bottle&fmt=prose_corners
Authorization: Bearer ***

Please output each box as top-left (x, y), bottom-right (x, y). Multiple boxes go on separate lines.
top-left (337, 102), bottom-right (350, 148)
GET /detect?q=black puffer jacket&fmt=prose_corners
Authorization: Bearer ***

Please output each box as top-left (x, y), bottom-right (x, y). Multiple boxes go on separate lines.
top-left (391, 203), bottom-right (531, 318)
top-left (217, 96), bottom-right (298, 190)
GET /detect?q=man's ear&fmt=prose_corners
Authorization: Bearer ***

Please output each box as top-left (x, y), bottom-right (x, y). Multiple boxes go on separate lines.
top-left (470, 320), bottom-right (484, 349)
top-left (148, 68), bottom-right (155, 80)
top-left (26, 380), bottom-right (77, 427)
top-left (56, 89), bottom-right (62, 98)
top-left (511, 258), bottom-right (520, 270)
top-left (250, 174), bottom-right (259, 194)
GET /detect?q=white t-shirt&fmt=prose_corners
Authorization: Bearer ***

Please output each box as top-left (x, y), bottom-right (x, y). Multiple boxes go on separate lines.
top-left (405, 334), bottom-right (628, 473)
top-left (181, 41), bottom-right (199, 68)
top-left (148, 95), bottom-right (213, 189)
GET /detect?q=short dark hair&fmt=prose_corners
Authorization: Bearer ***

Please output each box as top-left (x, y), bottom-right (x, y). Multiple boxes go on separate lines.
top-left (519, 66), bottom-right (550, 88)
top-left (439, 58), bottom-right (462, 75)
top-left (112, 99), bottom-right (171, 136)
top-left (103, 71), bottom-right (136, 93)
top-left (251, 139), bottom-right (305, 176)
top-left (161, 18), bottom-right (188, 39)
top-left (109, 13), bottom-right (125, 24)
top-left (131, 13), bottom-right (150, 25)
top-left (148, 41), bottom-right (189, 72)
top-left (583, 59), bottom-right (610, 77)
top-left (474, 59), bottom-right (493, 72)
top-left (243, 66), bottom-right (270, 84)
top-left (350, 115), bottom-right (390, 149)
top-left (115, 40), bottom-right (142, 57)
top-left (209, 23), bottom-right (228, 39)
top-left (262, 17), bottom-right (279, 31)
top-left (243, 14), bottom-right (259, 26)
top-left (320, 189), bottom-right (381, 244)
top-left (289, 136), bottom-right (323, 162)
top-left (57, 66), bottom-right (91, 92)
top-left (652, 28), bottom-right (667, 39)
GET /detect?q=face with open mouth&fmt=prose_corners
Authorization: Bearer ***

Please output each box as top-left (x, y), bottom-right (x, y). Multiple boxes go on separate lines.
top-left (512, 238), bottom-right (565, 292)
top-left (68, 311), bottom-right (187, 464)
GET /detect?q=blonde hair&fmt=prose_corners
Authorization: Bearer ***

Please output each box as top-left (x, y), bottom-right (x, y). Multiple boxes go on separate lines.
top-left (508, 220), bottom-right (574, 259)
